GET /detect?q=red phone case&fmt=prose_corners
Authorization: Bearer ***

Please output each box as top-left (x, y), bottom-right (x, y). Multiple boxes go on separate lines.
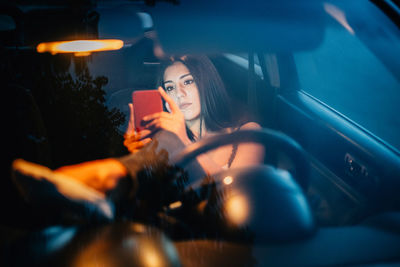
top-left (132, 90), bottom-right (163, 131)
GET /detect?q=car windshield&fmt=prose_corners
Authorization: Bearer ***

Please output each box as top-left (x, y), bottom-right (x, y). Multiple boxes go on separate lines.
top-left (4, 0), bottom-right (397, 163)
top-left (3, 1), bottom-right (400, 266)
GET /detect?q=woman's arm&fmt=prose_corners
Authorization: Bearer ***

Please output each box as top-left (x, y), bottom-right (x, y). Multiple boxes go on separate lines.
top-left (54, 122), bottom-right (264, 194)
top-left (138, 87), bottom-right (265, 175)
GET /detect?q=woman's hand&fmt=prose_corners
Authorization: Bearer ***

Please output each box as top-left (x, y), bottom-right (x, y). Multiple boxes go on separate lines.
top-left (142, 87), bottom-right (191, 145)
top-left (124, 103), bottom-right (152, 153)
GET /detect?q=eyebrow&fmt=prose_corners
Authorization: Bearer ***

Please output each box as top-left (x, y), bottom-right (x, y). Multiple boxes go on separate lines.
top-left (163, 73), bottom-right (192, 84)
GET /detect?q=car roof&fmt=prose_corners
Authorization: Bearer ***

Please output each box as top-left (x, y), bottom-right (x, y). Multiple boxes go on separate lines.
top-left (147, 0), bottom-right (326, 54)
top-left (2, 0), bottom-right (326, 53)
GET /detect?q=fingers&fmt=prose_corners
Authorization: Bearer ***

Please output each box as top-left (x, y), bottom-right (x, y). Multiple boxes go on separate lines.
top-left (141, 137), bottom-right (152, 146)
top-left (142, 119), bottom-right (161, 131)
top-left (158, 86), bottom-right (180, 113)
top-left (142, 115), bottom-right (176, 131)
top-left (123, 136), bottom-right (152, 153)
top-left (125, 103), bottom-right (135, 136)
top-left (137, 129), bottom-right (152, 140)
top-left (142, 111), bottom-right (170, 122)
top-left (124, 129), bottom-right (152, 142)
top-left (129, 103), bottom-right (134, 122)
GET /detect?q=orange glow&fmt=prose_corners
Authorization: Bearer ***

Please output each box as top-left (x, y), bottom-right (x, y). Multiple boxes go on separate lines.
top-left (225, 193), bottom-right (249, 225)
top-left (144, 250), bottom-right (161, 267)
top-left (131, 223), bottom-right (146, 233)
top-left (168, 201), bottom-right (182, 209)
top-left (36, 39), bottom-right (124, 56)
top-left (223, 176), bottom-right (233, 185)
top-left (142, 243), bottom-right (162, 267)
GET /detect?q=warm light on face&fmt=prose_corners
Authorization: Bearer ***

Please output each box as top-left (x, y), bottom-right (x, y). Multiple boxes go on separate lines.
top-left (225, 193), bottom-right (249, 225)
top-left (36, 39), bottom-right (124, 56)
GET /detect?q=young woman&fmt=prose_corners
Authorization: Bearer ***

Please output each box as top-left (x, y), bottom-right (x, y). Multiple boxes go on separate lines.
top-left (14, 55), bottom-right (264, 195)
top-left (124, 55), bottom-right (264, 174)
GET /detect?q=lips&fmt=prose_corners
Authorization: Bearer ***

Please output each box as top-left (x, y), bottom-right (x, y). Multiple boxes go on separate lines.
top-left (179, 103), bottom-right (192, 109)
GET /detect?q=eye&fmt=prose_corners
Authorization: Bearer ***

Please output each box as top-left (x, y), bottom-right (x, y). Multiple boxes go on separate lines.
top-left (183, 79), bottom-right (194, 86)
top-left (164, 84), bottom-right (175, 92)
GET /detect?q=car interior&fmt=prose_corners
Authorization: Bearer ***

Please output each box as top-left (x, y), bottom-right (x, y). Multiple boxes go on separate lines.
top-left (2, 0), bottom-right (400, 266)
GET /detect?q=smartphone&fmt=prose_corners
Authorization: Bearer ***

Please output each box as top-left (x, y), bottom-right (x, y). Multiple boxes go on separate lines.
top-left (132, 90), bottom-right (163, 131)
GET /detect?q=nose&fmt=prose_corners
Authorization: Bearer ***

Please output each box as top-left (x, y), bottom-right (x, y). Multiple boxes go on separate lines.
top-left (176, 82), bottom-right (187, 98)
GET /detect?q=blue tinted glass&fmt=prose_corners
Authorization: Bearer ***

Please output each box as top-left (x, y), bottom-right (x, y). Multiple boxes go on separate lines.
top-left (294, 3), bottom-right (400, 152)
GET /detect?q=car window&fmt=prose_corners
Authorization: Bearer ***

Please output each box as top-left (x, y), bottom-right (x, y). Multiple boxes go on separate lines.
top-left (293, 2), bottom-right (400, 152)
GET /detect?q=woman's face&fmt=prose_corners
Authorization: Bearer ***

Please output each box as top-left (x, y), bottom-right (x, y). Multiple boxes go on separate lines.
top-left (163, 62), bottom-right (201, 122)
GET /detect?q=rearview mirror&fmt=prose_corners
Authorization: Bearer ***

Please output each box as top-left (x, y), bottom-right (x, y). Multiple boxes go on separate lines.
top-left (148, 0), bottom-right (326, 54)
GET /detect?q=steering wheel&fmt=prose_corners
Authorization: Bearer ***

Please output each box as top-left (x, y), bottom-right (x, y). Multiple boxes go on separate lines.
top-left (172, 129), bottom-right (310, 189)
top-left (169, 129), bottom-right (314, 243)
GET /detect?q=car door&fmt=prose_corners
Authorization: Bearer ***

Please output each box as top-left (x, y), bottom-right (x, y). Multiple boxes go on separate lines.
top-left (262, 0), bottom-right (400, 226)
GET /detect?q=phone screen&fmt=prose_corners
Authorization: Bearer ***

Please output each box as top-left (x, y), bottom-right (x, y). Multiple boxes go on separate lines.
top-left (132, 90), bottom-right (163, 131)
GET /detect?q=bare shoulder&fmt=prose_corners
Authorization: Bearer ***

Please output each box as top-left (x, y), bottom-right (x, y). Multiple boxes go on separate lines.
top-left (239, 121), bottom-right (262, 130)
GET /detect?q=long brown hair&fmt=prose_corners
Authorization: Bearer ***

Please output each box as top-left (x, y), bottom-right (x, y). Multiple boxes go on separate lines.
top-left (158, 55), bottom-right (239, 140)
